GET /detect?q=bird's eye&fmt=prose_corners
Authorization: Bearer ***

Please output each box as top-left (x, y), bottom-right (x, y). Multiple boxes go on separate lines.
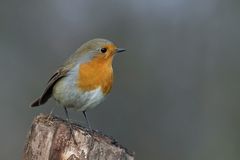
top-left (100, 48), bottom-right (107, 53)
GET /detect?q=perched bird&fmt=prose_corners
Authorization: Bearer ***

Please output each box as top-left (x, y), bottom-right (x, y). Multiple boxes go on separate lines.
top-left (31, 38), bottom-right (125, 128)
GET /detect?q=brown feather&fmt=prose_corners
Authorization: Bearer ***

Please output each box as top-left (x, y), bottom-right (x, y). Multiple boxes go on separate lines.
top-left (30, 68), bottom-right (69, 107)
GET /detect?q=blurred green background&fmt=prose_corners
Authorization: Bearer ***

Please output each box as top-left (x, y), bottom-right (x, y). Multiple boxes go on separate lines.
top-left (1, 0), bottom-right (240, 159)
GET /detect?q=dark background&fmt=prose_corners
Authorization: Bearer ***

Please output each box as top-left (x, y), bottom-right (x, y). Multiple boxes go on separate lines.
top-left (1, 0), bottom-right (240, 159)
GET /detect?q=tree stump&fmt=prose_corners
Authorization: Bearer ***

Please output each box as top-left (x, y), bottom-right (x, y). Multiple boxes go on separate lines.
top-left (23, 114), bottom-right (134, 160)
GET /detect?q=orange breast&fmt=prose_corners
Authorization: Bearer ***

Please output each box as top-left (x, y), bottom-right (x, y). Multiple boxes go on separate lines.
top-left (77, 56), bottom-right (113, 95)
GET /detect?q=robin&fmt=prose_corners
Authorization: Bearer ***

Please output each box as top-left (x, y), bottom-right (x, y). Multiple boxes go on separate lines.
top-left (31, 38), bottom-right (126, 129)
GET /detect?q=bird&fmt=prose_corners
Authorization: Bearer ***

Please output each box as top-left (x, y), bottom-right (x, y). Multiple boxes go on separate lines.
top-left (30, 38), bottom-right (125, 129)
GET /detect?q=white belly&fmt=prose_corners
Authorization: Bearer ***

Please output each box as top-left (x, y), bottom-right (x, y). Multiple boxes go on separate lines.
top-left (52, 65), bottom-right (105, 111)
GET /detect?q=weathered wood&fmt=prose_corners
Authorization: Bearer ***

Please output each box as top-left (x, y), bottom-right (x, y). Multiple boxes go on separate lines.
top-left (23, 114), bottom-right (134, 160)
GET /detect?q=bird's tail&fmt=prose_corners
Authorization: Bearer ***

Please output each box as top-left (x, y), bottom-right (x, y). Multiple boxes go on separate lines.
top-left (30, 93), bottom-right (51, 107)
top-left (30, 98), bottom-right (41, 107)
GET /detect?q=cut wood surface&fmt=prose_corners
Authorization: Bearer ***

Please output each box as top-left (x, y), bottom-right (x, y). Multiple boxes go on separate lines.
top-left (23, 113), bottom-right (134, 160)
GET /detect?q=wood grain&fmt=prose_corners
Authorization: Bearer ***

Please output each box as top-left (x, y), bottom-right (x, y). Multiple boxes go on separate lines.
top-left (23, 114), bottom-right (134, 160)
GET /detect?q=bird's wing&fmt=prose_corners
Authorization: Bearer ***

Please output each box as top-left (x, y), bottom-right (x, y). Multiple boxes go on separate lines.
top-left (30, 67), bottom-right (70, 107)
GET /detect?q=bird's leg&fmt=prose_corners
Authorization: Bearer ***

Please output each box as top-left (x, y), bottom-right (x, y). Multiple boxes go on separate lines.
top-left (64, 107), bottom-right (77, 144)
top-left (47, 106), bottom-right (56, 121)
top-left (64, 107), bottom-right (70, 123)
top-left (64, 107), bottom-right (72, 132)
top-left (49, 106), bottom-right (56, 115)
top-left (83, 111), bottom-right (92, 130)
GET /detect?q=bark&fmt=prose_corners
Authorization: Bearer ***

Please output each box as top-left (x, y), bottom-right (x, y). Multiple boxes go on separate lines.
top-left (23, 113), bottom-right (134, 160)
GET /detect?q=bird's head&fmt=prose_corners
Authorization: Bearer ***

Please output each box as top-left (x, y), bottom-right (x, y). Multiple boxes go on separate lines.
top-left (75, 38), bottom-right (125, 64)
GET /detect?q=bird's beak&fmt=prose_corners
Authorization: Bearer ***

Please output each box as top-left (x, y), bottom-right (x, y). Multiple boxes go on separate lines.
top-left (116, 48), bottom-right (126, 53)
